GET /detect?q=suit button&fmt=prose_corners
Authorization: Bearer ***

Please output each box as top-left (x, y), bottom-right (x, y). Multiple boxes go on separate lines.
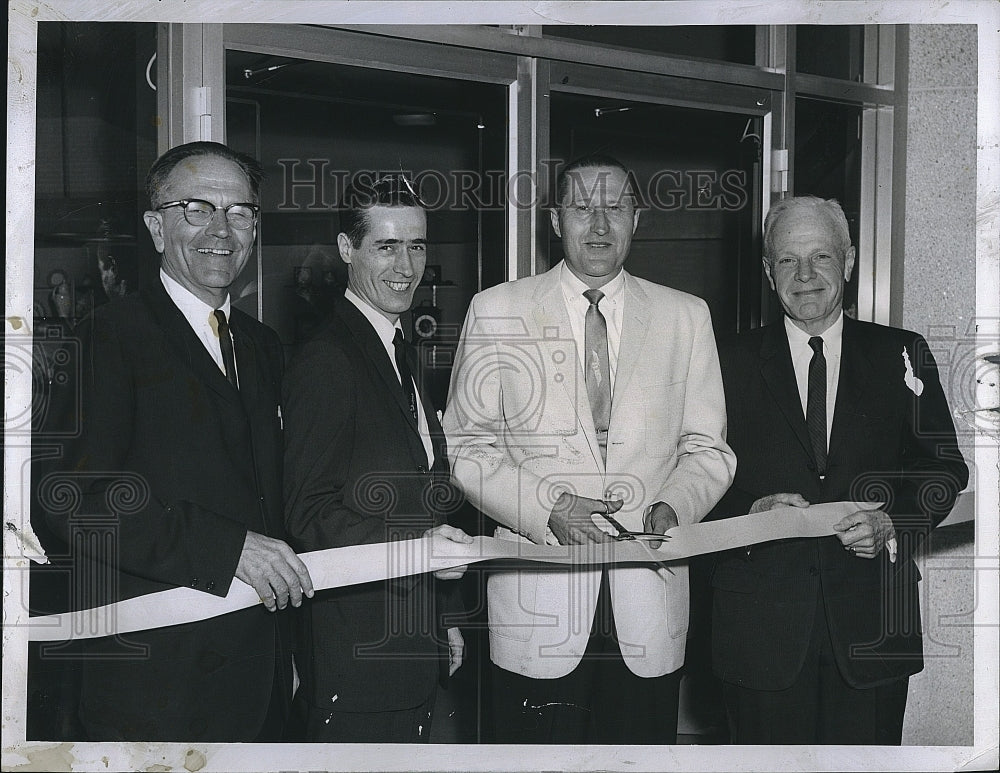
top-left (259, 496), bottom-right (265, 502)
top-left (190, 578), bottom-right (199, 587)
top-left (417, 464), bottom-right (426, 473)
top-left (808, 566), bottom-right (818, 576)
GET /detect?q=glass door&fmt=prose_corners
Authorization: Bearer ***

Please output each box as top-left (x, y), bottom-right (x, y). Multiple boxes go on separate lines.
top-left (548, 93), bottom-right (765, 334)
top-left (221, 24), bottom-right (773, 743)
top-left (224, 53), bottom-right (507, 411)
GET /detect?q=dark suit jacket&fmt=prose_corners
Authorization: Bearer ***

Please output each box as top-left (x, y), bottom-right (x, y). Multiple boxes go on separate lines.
top-left (38, 281), bottom-right (293, 741)
top-left (709, 317), bottom-right (968, 690)
top-left (283, 297), bottom-right (460, 714)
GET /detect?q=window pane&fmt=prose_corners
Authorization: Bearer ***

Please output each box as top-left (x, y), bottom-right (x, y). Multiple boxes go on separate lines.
top-left (542, 25), bottom-right (756, 65)
top-left (793, 97), bottom-right (863, 317)
top-left (34, 22), bottom-right (158, 329)
top-left (226, 51), bottom-right (507, 409)
top-left (796, 25), bottom-right (864, 81)
top-left (549, 92), bottom-right (763, 333)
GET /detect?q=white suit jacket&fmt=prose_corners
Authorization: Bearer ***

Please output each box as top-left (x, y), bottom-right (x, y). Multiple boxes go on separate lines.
top-left (443, 263), bottom-right (735, 678)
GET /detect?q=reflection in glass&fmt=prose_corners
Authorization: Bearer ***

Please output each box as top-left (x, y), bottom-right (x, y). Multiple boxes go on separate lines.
top-left (34, 21), bottom-right (158, 330)
top-left (225, 51), bottom-right (507, 414)
top-left (793, 97), bottom-right (863, 319)
top-left (549, 93), bottom-right (763, 333)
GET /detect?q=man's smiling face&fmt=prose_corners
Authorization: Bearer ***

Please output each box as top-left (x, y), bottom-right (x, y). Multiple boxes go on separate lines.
top-left (764, 206), bottom-right (855, 335)
top-left (338, 205), bottom-right (427, 324)
top-left (550, 164), bottom-right (640, 289)
top-left (144, 154), bottom-right (257, 306)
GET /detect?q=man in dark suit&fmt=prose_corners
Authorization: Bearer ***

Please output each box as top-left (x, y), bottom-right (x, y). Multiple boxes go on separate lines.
top-left (709, 196), bottom-right (968, 744)
top-left (283, 175), bottom-right (472, 743)
top-left (36, 141), bottom-right (313, 742)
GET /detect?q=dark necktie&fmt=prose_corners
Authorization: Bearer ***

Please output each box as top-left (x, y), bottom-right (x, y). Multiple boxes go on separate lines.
top-left (583, 288), bottom-right (612, 463)
top-left (213, 309), bottom-right (239, 389)
top-left (806, 336), bottom-right (827, 477)
top-left (393, 328), bottom-right (419, 424)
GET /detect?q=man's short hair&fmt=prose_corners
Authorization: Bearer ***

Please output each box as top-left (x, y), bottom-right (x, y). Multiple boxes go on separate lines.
top-left (145, 141), bottom-right (264, 208)
top-left (763, 196), bottom-right (852, 261)
top-left (553, 154), bottom-right (643, 209)
top-left (339, 174), bottom-right (427, 248)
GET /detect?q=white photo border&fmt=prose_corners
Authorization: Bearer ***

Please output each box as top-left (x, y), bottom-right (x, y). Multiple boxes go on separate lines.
top-left (4, 2), bottom-right (998, 771)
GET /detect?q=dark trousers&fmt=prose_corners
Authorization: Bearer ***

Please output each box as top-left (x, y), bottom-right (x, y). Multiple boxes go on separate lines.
top-left (491, 569), bottom-right (681, 744)
top-left (254, 663), bottom-right (290, 742)
top-left (304, 692), bottom-right (436, 743)
top-left (723, 591), bottom-right (909, 745)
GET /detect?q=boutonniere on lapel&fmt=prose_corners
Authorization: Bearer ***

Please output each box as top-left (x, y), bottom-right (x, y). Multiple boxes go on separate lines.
top-left (901, 346), bottom-right (924, 396)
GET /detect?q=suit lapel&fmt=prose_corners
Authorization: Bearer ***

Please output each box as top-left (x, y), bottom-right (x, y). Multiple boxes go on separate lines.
top-left (334, 299), bottom-right (417, 430)
top-left (531, 266), bottom-right (604, 470)
top-left (229, 313), bottom-right (260, 410)
top-left (142, 284), bottom-right (241, 406)
top-left (613, 273), bottom-right (650, 402)
top-left (759, 322), bottom-right (814, 462)
top-left (334, 299), bottom-right (429, 471)
top-left (828, 317), bottom-right (872, 463)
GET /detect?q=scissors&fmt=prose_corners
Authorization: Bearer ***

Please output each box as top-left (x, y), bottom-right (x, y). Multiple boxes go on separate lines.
top-left (598, 503), bottom-right (670, 543)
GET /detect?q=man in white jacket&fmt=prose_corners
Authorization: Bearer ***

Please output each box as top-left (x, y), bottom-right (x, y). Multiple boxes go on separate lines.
top-left (443, 155), bottom-right (735, 744)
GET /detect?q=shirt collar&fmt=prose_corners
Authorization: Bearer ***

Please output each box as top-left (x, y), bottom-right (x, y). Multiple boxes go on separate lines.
top-left (784, 311), bottom-right (844, 354)
top-left (344, 286), bottom-right (402, 346)
top-left (559, 261), bottom-right (626, 306)
top-left (160, 269), bottom-right (231, 322)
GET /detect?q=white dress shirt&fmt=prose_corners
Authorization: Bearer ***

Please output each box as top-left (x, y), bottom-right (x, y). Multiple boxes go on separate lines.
top-left (784, 312), bottom-right (844, 449)
top-left (344, 288), bottom-right (435, 468)
top-left (559, 262), bottom-right (626, 393)
top-left (160, 269), bottom-right (238, 384)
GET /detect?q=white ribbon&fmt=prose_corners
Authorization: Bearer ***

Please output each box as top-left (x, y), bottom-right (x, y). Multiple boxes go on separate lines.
top-left (25, 501), bottom-right (871, 641)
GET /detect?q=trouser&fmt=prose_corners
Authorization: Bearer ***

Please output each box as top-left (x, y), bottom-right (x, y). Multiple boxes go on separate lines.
top-left (491, 568), bottom-right (682, 744)
top-left (723, 589), bottom-right (909, 745)
top-left (304, 692), bottom-right (436, 743)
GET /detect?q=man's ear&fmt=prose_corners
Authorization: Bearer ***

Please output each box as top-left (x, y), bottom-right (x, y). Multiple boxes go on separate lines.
top-left (549, 208), bottom-right (562, 238)
top-left (762, 258), bottom-right (776, 291)
top-left (844, 246), bottom-right (856, 282)
top-left (337, 232), bottom-right (353, 264)
top-left (631, 207), bottom-right (641, 235)
top-left (143, 211), bottom-right (165, 253)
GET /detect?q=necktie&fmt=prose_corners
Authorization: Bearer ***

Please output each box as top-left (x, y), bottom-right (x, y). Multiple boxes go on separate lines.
top-left (213, 309), bottom-right (239, 389)
top-left (806, 336), bottom-right (827, 477)
top-left (583, 288), bottom-right (612, 462)
top-left (393, 328), bottom-right (419, 424)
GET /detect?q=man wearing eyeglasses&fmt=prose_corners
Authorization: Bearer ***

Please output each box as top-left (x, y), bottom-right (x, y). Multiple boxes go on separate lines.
top-left (38, 142), bottom-right (313, 741)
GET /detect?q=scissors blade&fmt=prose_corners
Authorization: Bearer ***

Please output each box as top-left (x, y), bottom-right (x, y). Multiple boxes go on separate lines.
top-left (599, 510), bottom-right (635, 540)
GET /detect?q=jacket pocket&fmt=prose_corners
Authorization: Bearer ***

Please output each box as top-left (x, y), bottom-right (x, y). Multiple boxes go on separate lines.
top-left (487, 571), bottom-right (538, 642)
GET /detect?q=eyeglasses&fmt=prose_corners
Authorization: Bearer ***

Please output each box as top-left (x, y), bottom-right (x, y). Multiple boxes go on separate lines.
top-left (157, 199), bottom-right (259, 230)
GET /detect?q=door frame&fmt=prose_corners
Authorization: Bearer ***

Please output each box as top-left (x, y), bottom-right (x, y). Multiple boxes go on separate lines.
top-left (157, 23), bottom-right (895, 323)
